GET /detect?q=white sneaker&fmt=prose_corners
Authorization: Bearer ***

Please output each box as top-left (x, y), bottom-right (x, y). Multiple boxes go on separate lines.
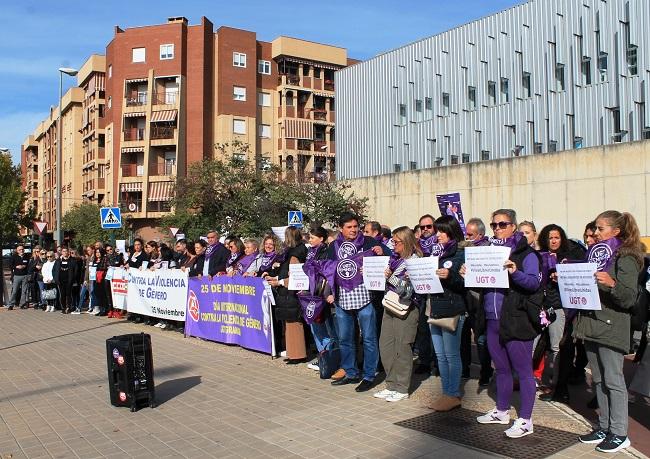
top-left (280, 350), bottom-right (287, 357)
top-left (154, 322), bottom-right (163, 328)
top-left (386, 392), bottom-right (409, 402)
top-left (159, 323), bottom-right (168, 329)
top-left (71, 310), bottom-right (81, 315)
top-left (306, 362), bottom-right (319, 371)
top-left (477, 408), bottom-right (510, 425)
top-left (504, 418), bottom-right (534, 438)
top-left (373, 389), bottom-right (394, 399)
top-left (48, 306), bottom-right (55, 312)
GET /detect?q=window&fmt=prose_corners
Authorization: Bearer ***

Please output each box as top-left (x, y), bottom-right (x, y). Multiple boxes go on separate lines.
top-left (487, 81), bottom-right (496, 105)
top-left (549, 141), bottom-right (558, 152)
top-left (442, 92), bottom-right (450, 116)
top-left (233, 119), bottom-right (246, 135)
top-left (468, 86), bottom-right (477, 110)
top-left (612, 108), bottom-right (622, 141)
top-left (481, 150), bottom-right (490, 161)
top-left (415, 99), bottom-right (423, 120)
top-left (522, 72), bottom-right (531, 98)
top-left (258, 60), bottom-right (271, 75)
top-left (132, 47), bottom-right (146, 63)
top-left (627, 45), bottom-right (638, 76)
top-left (108, 65), bottom-right (112, 78)
top-left (409, 161), bottom-right (417, 170)
top-left (598, 52), bottom-right (608, 82)
top-left (286, 91), bottom-right (294, 106)
top-left (399, 104), bottom-right (407, 125)
top-left (393, 164), bottom-right (402, 173)
top-left (555, 64), bottom-right (565, 91)
top-left (500, 77), bottom-right (510, 103)
top-left (233, 52), bottom-right (247, 68)
top-left (462, 154), bottom-right (470, 163)
top-left (314, 68), bottom-right (321, 79)
top-left (160, 44), bottom-right (174, 60)
top-left (233, 86), bottom-right (246, 101)
top-left (534, 142), bottom-right (543, 154)
top-left (258, 92), bottom-right (271, 107)
top-left (302, 64), bottom-right (310, 76)
top-left (573, 137), bottom-right (583, 148)
top-left (259, 124), bottom-right (271, 138)
top-left (581, 57), bottom-right (592, 85)
top-left (450, 155), bottom-right (459, 165)
top-left (425, 97), bottom-right (433, 118)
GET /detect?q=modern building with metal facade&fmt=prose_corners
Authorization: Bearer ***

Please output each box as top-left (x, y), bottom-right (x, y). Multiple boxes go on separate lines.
top-left (336, 0), bottom-right (649, 179)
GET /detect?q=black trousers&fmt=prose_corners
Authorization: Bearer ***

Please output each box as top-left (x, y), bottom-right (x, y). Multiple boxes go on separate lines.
top-left (58, 283), bottom-right (73, 311)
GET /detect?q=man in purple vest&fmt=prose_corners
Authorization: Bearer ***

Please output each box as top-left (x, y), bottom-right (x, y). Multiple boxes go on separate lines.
top-left (328, 213), bottom-right (389, 392)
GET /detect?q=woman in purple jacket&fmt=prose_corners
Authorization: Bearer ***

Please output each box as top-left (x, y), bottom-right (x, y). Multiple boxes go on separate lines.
top-left (466, 209), bottom-right (542, 439)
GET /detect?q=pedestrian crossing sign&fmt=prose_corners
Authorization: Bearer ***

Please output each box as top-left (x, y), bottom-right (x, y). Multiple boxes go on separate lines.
top-left (287, 210), bottom-right (303, 228)
top-left (100, 207), bottom-right (123, 229)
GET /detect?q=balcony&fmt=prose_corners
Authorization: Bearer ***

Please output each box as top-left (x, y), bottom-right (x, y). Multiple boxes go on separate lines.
top-left (314, 140), bottom-right (327, 151)
top-left (324, 80), bottom-right (334, 91)
top-left (150, 126), bottom-right (175, 140)
top-left (123, 128), bottom-right (145, 141)
top-left (297, 139), bottom-right (312, 151)
top-left (149, 162), bottom-right (176, 176)
top-left (126, 93), bottom-right (147, 107)
top-left (279, 74), bottom-right (300, 86)
top-left (146, 201), bottom-right (172, 213)
top-left (122, 164), bottom-right (144, 177)
top-left (312, 109), bottom-right (327, 121)
top-left (152, 92), bottom-right (178, 105)
top-left (120, 199), bottom-right (143, 214)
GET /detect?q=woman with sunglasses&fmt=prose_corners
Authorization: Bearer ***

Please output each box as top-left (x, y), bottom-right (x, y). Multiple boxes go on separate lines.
top-left (468, 209), bottom-right (542, 439)
top-left (41, 252), bottom-right (57, 312)
top-left (90, 248), bottom-right (109, 316)
top-left (226, 237), bottom-right (245, 273)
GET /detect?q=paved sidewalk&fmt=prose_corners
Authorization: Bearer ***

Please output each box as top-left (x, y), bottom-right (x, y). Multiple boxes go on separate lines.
top-left (0, 308), bottom-right (646, 459)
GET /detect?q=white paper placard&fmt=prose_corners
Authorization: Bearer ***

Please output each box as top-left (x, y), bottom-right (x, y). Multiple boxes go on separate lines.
top-left (363, 256), bottom-right (389, 290)
top-left (271, 226), bottom-right (288, 242)
top-left (464, 246), bottom-right (511, 288)
top-left (287, 263), bottom-right (310, 291)
top-left (115, 239), bottom-right (126, 255)
top-left (89, 266), bottom-right (97, 281)
top-left (557, 263), bottom-right (601, 310)
top-left (404, 256), bottom-right (444, 294)
top-left (106, 266), bottom-right (115, 281)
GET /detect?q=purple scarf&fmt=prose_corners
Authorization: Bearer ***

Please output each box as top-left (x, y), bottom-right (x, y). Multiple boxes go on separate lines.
top-left (234, 253), bottom-right (257, 274)
top-left (205, 242), bottom-right (223, 260)
top-left (297, 294), bottom-right (326, 324)
top-left (306, 244), bottom-right (322, 262)
top-left (226, 252), bottom-right (240, 268)
top-left (587, 238), bottom-right (622, 272)
top-left (540, 252), bottom-right (557, 287)
top-left (434, 240), bottom-right (457, 258)
top-left (419, 234), bottom-right (438, 256)
top-left (488, 231), bottom-right (525, 250)
top-left (258, 251), bottom-right (278, 272)
top-left (318, 249), bottom-right (374, 292)
top-left (332, 231), bottom-right (365, 260)
top-left (471, 235), bottom-right (490, 247)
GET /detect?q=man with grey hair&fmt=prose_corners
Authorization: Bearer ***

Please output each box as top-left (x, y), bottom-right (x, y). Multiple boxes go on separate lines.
top-left (8, 245), bottom-right (31, 310)
top-left (204, 230), bottom-right (230, 276)
top-left (465, 218), bottom-right (489, 246)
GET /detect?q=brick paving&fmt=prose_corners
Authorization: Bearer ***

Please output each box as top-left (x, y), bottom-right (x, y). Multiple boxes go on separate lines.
top-left (0, 307), bottom-right (647, 459)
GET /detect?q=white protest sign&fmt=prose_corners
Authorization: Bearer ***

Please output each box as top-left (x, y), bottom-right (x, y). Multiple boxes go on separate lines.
top-left (110, 268), bottom-right (128, 310)
top-left (363, 256), bottom-right (389, 291)
top-left (272, 226), bottom-right (288, 242)
top-left (287, 263), bottom-right (310, 291)
top-left (89, 266), bottom-right (97, 281)
top-left (557, 263), bottom-right (601, 310)
top-left (106, 266), bottom-right (115, 281)
top-left (115, 239), bottom-right (126, 255)
top-left (126, 268), bottom-right (188, 320)
top-left (404, 256), bottom-right (444, 294)
top-left (464, 246), bottom-right (511, 288)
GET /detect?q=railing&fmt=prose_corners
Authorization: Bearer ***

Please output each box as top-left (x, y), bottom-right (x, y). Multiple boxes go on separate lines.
top-left (126, 94), bottom-right (147, 106)
top-left (297, 139), bottom-right (312, 151)
top-left (151, 126), bottom-right (175, 140)
top-left (279, 74), bottom-right (300, 85)
top-left (324, 80), bottom-right (334, 91)
top-left (152, 92), bottom-right (178, 105)
top-left (314, 140), bottom-right (327, 151)
top-left (150, 163), bottom-right (176, 176)
top-left (121, 164), bottom-right (144, 177)
top-left (123, 129), bottom-right (145, 141)
top-left (97, 147), bottom-right (105, 159)
top-left (120, 199), bottom-right (143, 213)
top-left (312, 109), bottom-right (327, 121)
top-left (147, 201), bottom-right (172, 213)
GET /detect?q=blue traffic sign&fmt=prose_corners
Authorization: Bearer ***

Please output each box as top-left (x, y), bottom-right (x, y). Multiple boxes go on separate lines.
top-left (100, 207), bottom-right (122, 229)
top-left (288, 210), bottom-right (303, 228)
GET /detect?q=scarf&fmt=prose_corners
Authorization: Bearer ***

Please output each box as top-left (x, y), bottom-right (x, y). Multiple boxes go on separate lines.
top-left (471, 235), bottom-right (490, 247)
top-left (235, 253), bottom-right (257, 274)
top-left (258, 251), bottom-right (278, 272)
top-left (488, 231), bottom-right (525, 249)
top-left (318, 249), bottom-right (374, 292)
top-left (306, 243), bottom-right (322, 262)
top-left (419, 234), bottom-right (438, 256)
top-left (205, 242), bottom-right (222, 260)
top-left (435, 239), bottom-right (457, 258)
top-left (586, 238), bottom-right (622, 272)
top-left (226, 252), bottom-right (240, 268)
top-left (332, 231), bottom-right (365, 260)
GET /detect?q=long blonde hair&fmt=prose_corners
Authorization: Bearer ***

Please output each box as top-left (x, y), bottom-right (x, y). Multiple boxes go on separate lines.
top-left (392, 226), bottom-right (423, 259)
top-left (597, 210), bottom-right (646, 267)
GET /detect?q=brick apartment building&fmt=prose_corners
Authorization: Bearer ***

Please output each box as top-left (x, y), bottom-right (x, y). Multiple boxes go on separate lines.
top-left (22, 16), bottom-right (355, 241)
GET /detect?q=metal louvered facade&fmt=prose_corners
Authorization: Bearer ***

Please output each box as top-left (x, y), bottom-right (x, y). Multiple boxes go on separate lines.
top-left (336, 0), bottom-right (650, 179)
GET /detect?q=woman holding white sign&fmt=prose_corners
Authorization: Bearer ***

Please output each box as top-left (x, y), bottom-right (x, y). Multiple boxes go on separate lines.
top-left (574, 211), bottom-right (645, 453)
top-left (373, 226), bottom-right (421, 403)
top-left (471, 209), bottom-right (543, 439)
top-left (426, 216), bottom-right (468, 412)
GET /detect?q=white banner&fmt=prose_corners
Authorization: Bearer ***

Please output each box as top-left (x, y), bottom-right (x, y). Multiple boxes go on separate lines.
top-left (110, 267), bottom-right (128, 310)
top-left (363, 256), bottom-right (390, 291)
top-left (404, 256), bottom-right (444, 294)
top-left (464, 246), bottom-right (511, 288)
top-left (288, 263), bottom-right (310, 291)
top-left (126, 268), bottom-right (189, 320)
top-left (557, 263), bottom-right (601, 310)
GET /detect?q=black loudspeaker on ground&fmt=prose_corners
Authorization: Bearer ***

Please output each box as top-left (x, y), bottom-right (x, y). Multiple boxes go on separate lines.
top-left (106, 333), bottom-right (156, 412)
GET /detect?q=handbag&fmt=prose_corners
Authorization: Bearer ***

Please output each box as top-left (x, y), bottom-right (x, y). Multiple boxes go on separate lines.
top-left (42, 288), bottom-right (57, 301)
top-left (382, 290), bottom-right (411, 317)
top-left (297, 294), bottom-right (326, 325)
top-left (427, 315), bottom-right (460, 332)
top-left (318, 340), bottom-right (341, 379)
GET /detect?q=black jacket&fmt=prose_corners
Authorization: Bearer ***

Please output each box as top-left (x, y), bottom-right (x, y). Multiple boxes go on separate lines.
top-left (28, 256), bottom-right (45, 282)
top-left (428, 244), bottom-right (467, 318)
top-left (543, 241), bottom-right (587, 309)
top-left (205, 244), bottom-right (230, 276)
top-left (189, 253), bottom-right (206, 277)
top-left (53, 257), bottom-right (79, 287)
top-left (10, 253), bottom-right (30, 277)
top-left (274, 244), bottom-right (308, 322)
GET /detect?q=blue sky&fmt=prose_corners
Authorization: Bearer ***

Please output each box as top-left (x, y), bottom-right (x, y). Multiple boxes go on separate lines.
top-left (1, 0), bottom-right (522, 165)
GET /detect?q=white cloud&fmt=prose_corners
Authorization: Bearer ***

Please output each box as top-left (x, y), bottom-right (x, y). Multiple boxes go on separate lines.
top-left (0, 111), bottom-right (49, 165)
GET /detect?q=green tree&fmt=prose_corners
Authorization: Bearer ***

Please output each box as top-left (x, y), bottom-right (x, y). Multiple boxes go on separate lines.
top-left (162, 141), bottom-right (367, 238)
top-left (61, 203), bottom-right (129, 250)
top-left (0, 151), bottom-right (33, 249)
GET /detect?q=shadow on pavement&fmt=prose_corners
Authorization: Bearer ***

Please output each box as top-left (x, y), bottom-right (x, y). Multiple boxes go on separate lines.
top-left (155, 375), bottom-right (202, 405)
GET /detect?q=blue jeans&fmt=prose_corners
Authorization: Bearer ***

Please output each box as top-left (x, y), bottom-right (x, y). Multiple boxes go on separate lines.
top-left (78, 282), bottom-right (90, 311)
top-left (335, 303), bottom-right (378, 381)
top-left (310, 313), bottom-right (339, 352)
top-left (37, 280), bottom-right (46, 306)
top-left (430, 315), bottom-right (466, 397)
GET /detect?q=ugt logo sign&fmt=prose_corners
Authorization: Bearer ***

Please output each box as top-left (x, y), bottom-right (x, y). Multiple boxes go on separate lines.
top-left (569, 296), bottom-right (588, 306)
top-left (475, 276), bottom-right (497, 284)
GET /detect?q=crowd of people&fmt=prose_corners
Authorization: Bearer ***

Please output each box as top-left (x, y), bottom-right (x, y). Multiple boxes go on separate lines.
top-left (4, 207), bottom-right (649, 453)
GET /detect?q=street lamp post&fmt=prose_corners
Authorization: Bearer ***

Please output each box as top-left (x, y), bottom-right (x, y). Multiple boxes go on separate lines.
top-left (56, 67), bottom-right (78, 248)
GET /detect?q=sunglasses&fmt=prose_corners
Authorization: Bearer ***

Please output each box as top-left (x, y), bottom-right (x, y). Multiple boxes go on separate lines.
top-left (490, 221), bottom-right (513, 230)
top-left (419, 224), bottom-right (434, 230)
